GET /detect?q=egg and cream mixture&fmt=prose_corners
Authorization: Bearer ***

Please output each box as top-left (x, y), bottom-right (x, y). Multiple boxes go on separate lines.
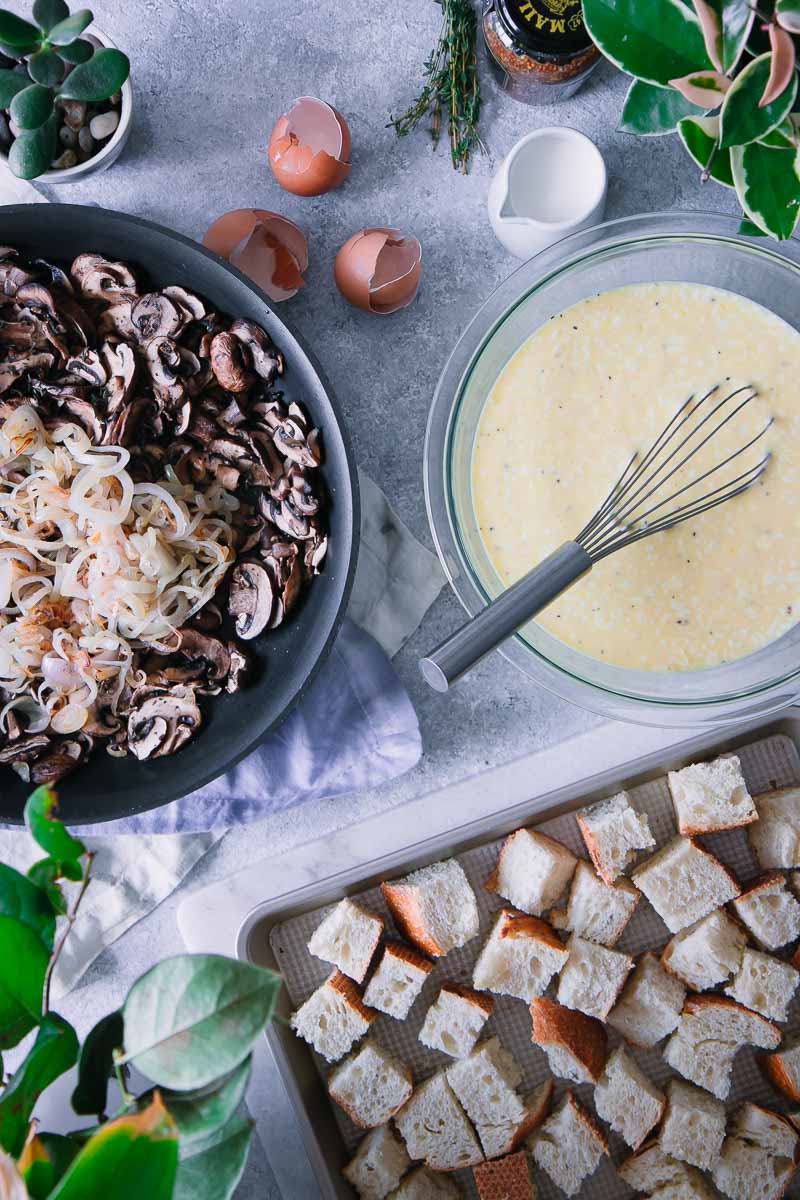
top-left (472, 281), bottom-right (800, 672)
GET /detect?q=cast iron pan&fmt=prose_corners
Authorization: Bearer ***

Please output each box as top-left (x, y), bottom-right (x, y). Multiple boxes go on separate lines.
top-left (0, 205), bottom-right (360, 825)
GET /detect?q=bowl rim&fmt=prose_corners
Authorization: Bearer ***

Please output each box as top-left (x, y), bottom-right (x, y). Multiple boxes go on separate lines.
top-left (424, 209), bottom-right (800, 728)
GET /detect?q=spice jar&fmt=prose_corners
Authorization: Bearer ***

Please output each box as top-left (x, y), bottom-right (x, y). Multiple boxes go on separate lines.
top-left (482, 0), bottom-right (600, 105)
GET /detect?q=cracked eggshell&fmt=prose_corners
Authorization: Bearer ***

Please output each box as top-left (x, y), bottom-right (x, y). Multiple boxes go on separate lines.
top-left (268, 96), bottom-right (351, 197)
top-left (334, 227), bottom-right (422, 314)
top-left (202, 209), bottom-right (308, 302)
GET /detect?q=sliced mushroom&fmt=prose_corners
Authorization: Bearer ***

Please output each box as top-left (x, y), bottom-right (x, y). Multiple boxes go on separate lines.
top-left (228, 560), bottom-right (273, 639)
top-left (61, 396), bottom-right (105, 443)
top-left (272, 417), bottom-right (321, 468)
top-left (209, 331), bottom-right (253, 393)
top-left (229, 319), bottom-right (284, 383)
top-left (132, 293), bottom-right (181, 342)
top-left (0, 353), bottom-right (55, 395)
top-left (66, 348), bottom-right (107, 386)
top-left (127, 684), bottom-right (202, 760)
top-left (0, 734), bottom-right (50, 763)
top-left (176, 628), bottom-right (231, 684)
top-left (71, 253), bottom-right (138, 302)
top-left (101, 341), bottom-right (137, 411)
top-left (145, 336), bottom-right (186, 404)
top-left (162, 285), bottom-right (206, 322)
top-left (226, 643), bottom-right (251, 692)
top-left (30, 737), bottom-right (87, 784)
top-left (97, 300), bottom-right (135, 340)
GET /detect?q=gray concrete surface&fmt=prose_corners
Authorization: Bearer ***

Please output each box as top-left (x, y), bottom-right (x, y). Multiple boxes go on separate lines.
top-left (36, 1), bottom-right (742, 1194)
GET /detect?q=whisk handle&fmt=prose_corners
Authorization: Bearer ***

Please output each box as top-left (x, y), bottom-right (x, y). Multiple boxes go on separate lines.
top-left (420, 541), bottom-right (592, 693)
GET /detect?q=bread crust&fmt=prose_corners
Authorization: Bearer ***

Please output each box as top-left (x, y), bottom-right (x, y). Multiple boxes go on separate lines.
top-left (682, 992), bottom-right (781, 1045)
top-left (381, 939), bottom-right (434, 976)
top-left (329, 1053), bottom-right (413, 1129)
top-left (328, 969), bottom-right (378, 1025)
top-left (500, 908), bottom-right (566, 950)
top-left (576, 816), bottom-right (616, 885)
top-left (530, 997), bottom-right (608, 1082)
top-left (473, 1150), bottom-right (535, 1199)
top-left (485, 828), bottom-right (575, 895)
top-left (440, 981), bottom-right (494, 1017)
top-left (380, 881), bottom-right (442, 957)
top-left (679, 812), bottom-right (759, 836)
top-left (763, 1048), bottom-right (800, 1103)
top-left (564, 1090), bottom-right (610, 1155)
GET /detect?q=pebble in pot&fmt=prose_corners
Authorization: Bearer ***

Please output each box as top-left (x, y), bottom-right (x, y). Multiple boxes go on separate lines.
top-left (89, 111), bottom-right (119, 141)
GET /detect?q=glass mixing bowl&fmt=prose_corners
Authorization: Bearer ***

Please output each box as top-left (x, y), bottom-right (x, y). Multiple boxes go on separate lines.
top-left (424, 211), bottom-right (800, 727)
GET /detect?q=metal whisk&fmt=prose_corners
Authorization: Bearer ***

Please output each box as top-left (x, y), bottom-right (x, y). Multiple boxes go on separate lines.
top-left (420, 384), bottom-right (772, 692)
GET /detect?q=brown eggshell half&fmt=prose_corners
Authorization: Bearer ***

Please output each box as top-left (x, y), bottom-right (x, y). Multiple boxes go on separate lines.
top-left (268, 96), bottom-right (351, 197)
top-left (334, 227), bottom-right (422, 314)
top-left (203, 209), bottom-right (308, 302)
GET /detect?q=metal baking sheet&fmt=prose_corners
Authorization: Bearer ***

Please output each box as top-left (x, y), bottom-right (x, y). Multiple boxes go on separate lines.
top-left (263, 731), bottom-right (800, 1199)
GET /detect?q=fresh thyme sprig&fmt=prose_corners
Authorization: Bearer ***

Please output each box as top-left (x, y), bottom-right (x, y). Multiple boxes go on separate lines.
top-left (388, 0), bottom-right (485, 174)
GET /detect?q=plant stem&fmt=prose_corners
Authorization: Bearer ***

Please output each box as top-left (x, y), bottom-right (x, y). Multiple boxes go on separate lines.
top-left (112, 1050), bottom-right (135, 1110)
top-left (43, 851), bottom-right (94, 1013)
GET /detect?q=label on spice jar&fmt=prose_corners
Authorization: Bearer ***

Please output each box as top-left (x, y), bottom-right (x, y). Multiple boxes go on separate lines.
top-left (502, 0), bottom-right (591, 52)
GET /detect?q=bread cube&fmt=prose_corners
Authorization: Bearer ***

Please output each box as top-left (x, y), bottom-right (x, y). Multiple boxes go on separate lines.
top-left (661, 908), bottom-right (746, 991)
top-left (343, 1126), bottom-right (412, 1200)
top-left (363, 941), bottom-right (433, 1020)
top-left (473, 1152), bottom-right (535, 1200)
top-left (388, 1168), bottom-right (462, 1198)
top-left (382, 860), bottom-right (479, 957)
top-left (530, 997), bottom-right (607, 1084)
top-left (732, 872), bottom-right (800, 951)
top-left (619, 1141), bottom-right (714, 1197)
top-left (664, 994), bottom-right (780, 1099)
top-left (576, 790), bottom-right (655, 884)
top-left (608, 952), bottom-right (685, 1048)
top-left (593, 1045), bottom-right (664, 1150)
top-left (632, 836), bottom-right (739, 933)
top-left (472, 908), bottom-right (568, 1002)
top-left (550, 859), bottom-right (639, 946)
top-left (763, 1037), bottom-right (800, 1102)
top-left (418, 983), bottom-right (493, 1059)
top-left (713, 1106), bottom-right (800, 1200)
top-left (290, 970), bottom-right (376, 1063)
top-left (328, 1039), bottom-right (412, 1128)
top-left (733, 1101), bottom-right (800, 1158)
top-left (668, 754), bottom-right (756, 835)
top-left (556, 934), bottom-right (633, 1020)
top-left (659, 1079), bottom-right (726, 1171)
top-left (725, 947), bottom-right (800, 1022)
top-left (486, 828), bottom-right (576, 916)
top-left (307, 897), bottom-right (384, 983)
top-left (447, 1038), bottom-right (551, 1159)
top-left (528, 1092), bottom-right (608, 1198)
top-left (394, 1072), bottom-right (483, 1171)
top-left (750, 786), bottom-right (800, 869)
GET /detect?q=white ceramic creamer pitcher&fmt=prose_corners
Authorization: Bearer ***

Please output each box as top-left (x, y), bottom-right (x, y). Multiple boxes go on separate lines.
top-left (488, 127), bottom-right (607, 259)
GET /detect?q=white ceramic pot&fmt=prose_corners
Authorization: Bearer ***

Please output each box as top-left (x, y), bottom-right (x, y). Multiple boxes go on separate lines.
top-left (487, 127), bottom-right (607, 259)
top-left (1, 25), bottom-right (133, 185)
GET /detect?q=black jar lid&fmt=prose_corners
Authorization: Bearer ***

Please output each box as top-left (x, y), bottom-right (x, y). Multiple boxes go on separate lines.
top-left (494, 0), bottom-right (593, 56)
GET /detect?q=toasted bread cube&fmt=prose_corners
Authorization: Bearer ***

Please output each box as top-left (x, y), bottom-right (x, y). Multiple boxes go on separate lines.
top-left (732, 872), bottom-right (800, 951)
top-left (664, 994), bottom-right (780, 1099)
top-left (528, 1092), bottom-right (608, 1197)
top-left (594, 1045), bottom-right (664, 1150)
top-left (608, 952), bottom-right (686, 1048)
top-left (661, 909), bottom-right (747, 991)
top-left (394, 1072), bottom-right (483, 1171)
top-left (734, 1101), bottom-right (800, 1158)
top-left (447, 1038), bottom-right (551, 1159)
top-left (328, 1039), bottom-right (412, 1128)
top-left (530, 997), bottom-right (607, 1084)
top-left (632, 836), bottom-right (739, 933)
top-left (713, 1106), bottom-right (800, 1200)
top-left (556, 934), bottom-right (633, 1020)
top-left (668, 755), bottom-right (756, 835)
top-left (382, 860), bottom-right (479, 958)
top-left (472, 908), bottom-right (568, 1002)
top-left (290, 970), bottom-right (376, 1063)
top-left (725, 947), bottom-right (800, 1022)
top-left (750, 787), bottom-right (800, 869)
top-left (619, 1140), bottom-right (714, 1197)
top-left (576, 790), bottom-right (655, 884)
top-left (486, 828), bottom-right (576, 916)
top-left (473, 1152), bottom-right (535, 1200)
top-left (388, 1168), bottom-right (462, 1198)
top-left (343, 1126), bottom-right (412, 1200)
top-left (550, 859), bottom-right (640, 947)
top-left (418, 983), bottom-right (493, 1059)
top-left (307, 897), bottom-right (384, 983)
top-left (659, 1079), bottom-right (726, 1171)
top-left (763, 1038), bottom-right (800, 1103)
top-left (363, 941), bottom-right (433, 1020)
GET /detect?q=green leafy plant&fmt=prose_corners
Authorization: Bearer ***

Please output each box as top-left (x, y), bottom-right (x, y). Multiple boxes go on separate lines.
top-left (0, 1), bottom-right (129, 179)
top-left (583, 0), bottom-right (800, 239)
top-left (0, 785), bottom-right (281, 1200)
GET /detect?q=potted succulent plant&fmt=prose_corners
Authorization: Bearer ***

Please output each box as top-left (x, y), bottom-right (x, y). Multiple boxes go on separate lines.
top-left (0, 0), bottom-right (131, 182)
top-left (0, 786), bottom-right (280, 1200)
top-left (583, 0), bottom-right (800, 241)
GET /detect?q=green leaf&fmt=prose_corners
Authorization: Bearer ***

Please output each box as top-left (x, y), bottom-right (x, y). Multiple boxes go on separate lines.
top-left (761, 119), bottom-right (797, 148)
top-left (732, 140), bottom-right (800, 238)
top-left (57, 46), bottom-right (129, 101)
top-left (720, 52), bottom-right (798, 148)
top-left (24, 787), bottom-right (85, 863)
top-left (71, 1012), bottom-right (124, 1117)
top-left (56, 36), bottom-right (92, 63)
top-left (21, 1133), bottom-right (78, 1200)
top-left (49, 1097), bottom-right (178, 1200)
top-left (678, 114), bottom-right (735, 186)
top-left (122, 955), bottom-right (281, 1091)
top-left (28, 46), bottom-right (64, 86)
top-left (739, 216), bottom-right (769, 236)
top-left (9, 83), bottom-right (54, 130)
top-left (0, 863), bottom-right (56, 949)
top-left (47, 8), bottom-right (91, 45)
top-left (619, 78), bottom-right (704, 134)
top-left (777, 0), bottom-right (800, 34)
top-left (27, 859), bottom-right (67, 915)
top-left (0, 1014), bottom-right (79, 1157)
top-left (0, 915), bottom-right (47, 1048)
top-left (716, 0), bottom-right (755, 72)
top-left (0, 11), bottom-right (40, 49)
top-left (32, 0), bottom-right (68, 34)
top-left (0, 68), bottom-right (27, 107)
top-left (582, 0), bottom-right (710, 86)
top-left (163, 1057), bottom-right (252, 1150)
top-left (173, 1114), bottom-right (252, 1200)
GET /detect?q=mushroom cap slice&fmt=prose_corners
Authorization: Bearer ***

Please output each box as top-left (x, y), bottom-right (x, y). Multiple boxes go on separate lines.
top-left (127, 685), bottom-right (202, 760)
top-left (228, 561), bottom-right (274, 639)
